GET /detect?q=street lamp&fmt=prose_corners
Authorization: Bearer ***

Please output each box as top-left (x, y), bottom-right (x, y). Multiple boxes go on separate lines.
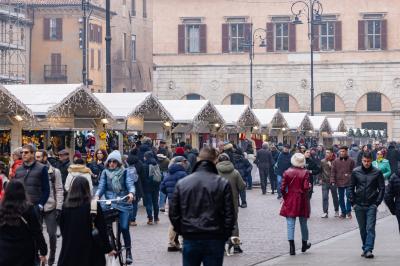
top-left (244, 27), bottom-right (268, 109)
top-left (290, 0), bottom-right (324, 116)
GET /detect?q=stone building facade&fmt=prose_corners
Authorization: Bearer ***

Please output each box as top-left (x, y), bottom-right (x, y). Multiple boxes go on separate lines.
top-left (153, 0), bottom-right (400, 140)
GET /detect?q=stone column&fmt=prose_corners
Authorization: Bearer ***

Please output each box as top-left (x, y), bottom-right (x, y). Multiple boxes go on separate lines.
top-left (191, 133), bottom-right (199, 150)
top-left (10, 123), bottom-right (22, 152)
top-left (118, 131), bottom-right (124, 153)
top-left (278, 130), bottom-right (284, 143)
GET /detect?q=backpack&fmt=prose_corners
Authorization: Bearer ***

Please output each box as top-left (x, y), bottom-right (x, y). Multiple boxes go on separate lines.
top-left (149, 164), bottom-right (162, 183)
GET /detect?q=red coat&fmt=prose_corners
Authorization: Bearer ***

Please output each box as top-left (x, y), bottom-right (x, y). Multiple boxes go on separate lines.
top-left (9, 159), bottom-right (22, 179)
top-left (280, 167), bottom-right (311, 218)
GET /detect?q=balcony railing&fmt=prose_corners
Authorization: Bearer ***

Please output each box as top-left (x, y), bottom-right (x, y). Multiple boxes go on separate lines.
top-left (44, 65), bottom-right (67, 80)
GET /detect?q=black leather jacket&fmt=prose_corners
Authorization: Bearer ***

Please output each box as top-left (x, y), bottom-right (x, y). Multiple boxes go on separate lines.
top-left (384, 173), bottom-right (400, 215)
top-left (169, 160), bottom-right (235, 240)
top-left (349, 165), bottom-right (385, 207)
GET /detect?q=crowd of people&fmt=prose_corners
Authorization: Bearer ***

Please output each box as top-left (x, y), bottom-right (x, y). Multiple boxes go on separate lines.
top-left (0, 137), bottom-right (399, 266)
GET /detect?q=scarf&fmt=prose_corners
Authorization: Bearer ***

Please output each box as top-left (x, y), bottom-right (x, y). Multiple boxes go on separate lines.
top-left (105, 167), bottom-right (125, 193)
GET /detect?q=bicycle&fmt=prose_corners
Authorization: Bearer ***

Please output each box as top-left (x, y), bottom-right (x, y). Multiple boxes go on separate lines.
top-left (98, 196), bottom-right (130, 266)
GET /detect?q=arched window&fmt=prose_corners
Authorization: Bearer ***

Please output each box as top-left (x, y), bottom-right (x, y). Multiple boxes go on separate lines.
top-left (275, 93), bottom-right (289, 112)
top-left (186, 93), bottom-right (201, 100)
top-left (230, 93), bottom-right (244, 105)
top-left (321, 92), bottom-right (335, 112)
top-left (367, 92), bottom-right (381, 112)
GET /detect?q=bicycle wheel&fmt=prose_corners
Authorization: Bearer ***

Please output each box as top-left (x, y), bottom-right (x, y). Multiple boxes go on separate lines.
top-left (116, 222), bottom-right (128, 266)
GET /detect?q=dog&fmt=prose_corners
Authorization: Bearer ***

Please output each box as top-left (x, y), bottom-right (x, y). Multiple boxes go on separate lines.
top-left (225, 236), bottom-right (242, 256)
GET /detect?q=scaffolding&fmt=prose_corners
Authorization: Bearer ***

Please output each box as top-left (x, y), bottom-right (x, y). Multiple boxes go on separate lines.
top-left (0, 0), bottom-right (29, 84)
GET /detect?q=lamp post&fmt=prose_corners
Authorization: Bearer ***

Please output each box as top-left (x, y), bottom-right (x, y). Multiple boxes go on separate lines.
top-left (81, 0), bottom-right (89, 86)
top-left (244, 26), bottom-right (267, 108)
top-left (290, 0), bottom-right (323, 116)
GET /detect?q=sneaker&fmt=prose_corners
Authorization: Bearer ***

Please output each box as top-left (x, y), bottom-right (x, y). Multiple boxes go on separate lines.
top-left (347, 213), bottom-right (352, 219)
top-left (334, 211), bottom-right (340, 217)
top-left (339, 214), bottom-right (346, 219)
top-left (126, 248), bottom-right (133, 264)
top-left (364, 251), bottom-right (374, 258)
top-left (233, 245), bottom-right (243, 254)
top-left (155, 218), bottom-right (160, 224)
top-left (167, 246), bottom-right (181, 252)
top-left (321, 213), bottom-right (328, 218)
top-left (160, 208), bottom-right (166, 212)
top-left (130, 221), bottom-right (137, 226)
top-left (277, 195), bottom-right (282, 200)
top-left (240, 203), bottom-right (247, 208)
top-left (147, 219), bottom-right (153, 225)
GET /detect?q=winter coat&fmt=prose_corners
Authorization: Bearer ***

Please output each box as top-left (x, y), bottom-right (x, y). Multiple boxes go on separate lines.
top-left (0, 205), bottom-right (47, 266)
top-left (320, 159), bottom-right (334, 184)
top-left (142, 157), bottom-right (160, 193)
top-left (305, 157), bottom-right (320, 184)
top-left (386, 146), bottom-right (399, 175)
top-left (64, 164), bottom-right (93, 194)
top-left (169, 160), bottom-right (235, 241)
top-left (58, 202), bottom-right (111, 266)
top-left (160, 163), bottom-right (187, 203)
top-left (185, 151), bottom-right (198, 172)
top-left (158, 158), bottom-right (170, 173)
top-left (138, 143), bottom-right (152, 162)
top-left (384, 173), bottom-right (400, 216)
top-left (275, 151), bottom-right (292, 176)
top-left (372, 159), bottom-right (391, 180)
top-left (280, 167), bottom-right (311, 218)
top-left (57, 159), bottom-right (71, 185)
top-left (330, 157), bottom-right (355, 187)
top-left (217, 160), bottom-right (246, 217)
top-left (9, 159), bottom-right (22, 178)
top-left (349, 147), bottom-right (360, 163)
top-left (44, 163), bottom-right (64, 212)
top-left (87, 161), bottom-right (105, 185)
top-left (254, 148), bottom-right (274, 170)
top-left (232, 153), bottom-right (252, 178)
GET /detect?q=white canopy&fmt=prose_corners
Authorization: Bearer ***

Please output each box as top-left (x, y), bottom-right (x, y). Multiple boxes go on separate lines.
top-left (282, 113), bottom-right (313, 131)
top-left (308, 116), bottom-right (331, 132)
top-left (327, 117), bottom-right (347, 132)
top-left (214, 105), bottom-right (259, 127)
top-left (0, 84), bottom-right (34, 124)
top-left (252, 109), bottom-right (287, 128)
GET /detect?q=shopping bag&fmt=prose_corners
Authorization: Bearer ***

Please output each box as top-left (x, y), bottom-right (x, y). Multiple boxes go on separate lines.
top-left (106, 255), bottom-right (119, 266)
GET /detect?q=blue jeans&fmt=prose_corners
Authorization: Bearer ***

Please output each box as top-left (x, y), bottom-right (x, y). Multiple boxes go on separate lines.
top-left (338, 187), bottom-right (352, 215)
top-left (182, 239), bottom-right (225, 266)
top-left (247, 174), bottom-right (253, 189)
top-left (130, 199), bottom-right (138, 222)
top-left (119, 210), bottom-right (131, 248)
top-left (286, 217), bottom-right (309, 241)
top-left (277, 175), bottom-right (283, 197)
top-left (144, 191), bottom-right (159, 220)
top-left (354, 204), bottom-right (377, 253)
top-left (159, 191), bottom-right (167, 209)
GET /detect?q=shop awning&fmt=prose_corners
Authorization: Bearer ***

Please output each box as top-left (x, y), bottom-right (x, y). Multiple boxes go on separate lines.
top-left (214, 105), bottom-right (260, 128)
top-left (252, 109), bottom-right (287, 129)
top-left (0, 84), bottom-right (34, 127)
top-left (327, 117), bottom-right (347, 132)
top-left (282, 113), bottom-right (313, 131)
top-left (308, 116), bottom-right (332, 132)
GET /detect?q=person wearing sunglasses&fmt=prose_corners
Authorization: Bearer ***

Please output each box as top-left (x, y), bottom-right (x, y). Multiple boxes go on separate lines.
top-left (95, 150), bottom-right (135, 264)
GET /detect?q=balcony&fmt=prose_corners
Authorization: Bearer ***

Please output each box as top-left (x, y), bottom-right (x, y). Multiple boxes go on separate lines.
top-left (44, 65), bottom-right (67, 81)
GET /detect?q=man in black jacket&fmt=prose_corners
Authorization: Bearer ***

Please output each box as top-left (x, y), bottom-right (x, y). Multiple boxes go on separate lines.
top-left (254, 142), bottom-right (274, 195)
top-left (169, 147), bottom-right (235, 266)
top-left (349, 151), bottom-right (385, 259)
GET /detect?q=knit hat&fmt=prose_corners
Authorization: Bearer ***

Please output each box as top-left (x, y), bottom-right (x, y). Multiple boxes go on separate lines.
top-left (291, 153), bottom-right (305, 168)
top-left (175, 147), bottom-right (185, 156)
top-left (105, 150), bottom-right (122, 165)
top-left (74, 151), bottom-right (82, 159)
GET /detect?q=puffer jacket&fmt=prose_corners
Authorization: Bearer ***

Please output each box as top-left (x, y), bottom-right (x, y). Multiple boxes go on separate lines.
top-left (386, 145), bottom-right (399, 174)
top-left (64, 164), bottom-right (93, 193)
top-left (232, 153), bottom-right (252, 178)
top-left (349, 166), bottom-right (385, 207)
top-left (384, 173), bottom-right (400, 215)
top-left (169, 160), bottom-right (235, 241)
top-left (160, 163), bottom-right (187, 203)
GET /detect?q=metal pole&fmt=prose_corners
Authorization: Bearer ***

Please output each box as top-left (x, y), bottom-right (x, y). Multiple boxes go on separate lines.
top-left (250, 25), bottom-right (254, 108)
top-left (105, 0), bottom-right (112, 93)
top-left (82, 0), bottom-right (87, 85)
top-left (310, 1), bottom-right (314, 116)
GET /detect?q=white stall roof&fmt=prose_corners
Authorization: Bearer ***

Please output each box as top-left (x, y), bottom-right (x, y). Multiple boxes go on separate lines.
top-left (282, 112), bottom-right (311, 130)
top-left (0, 85), bottom-right (34, 118)
top-left (327, 117), bottom-right (347, 132)
top-left (214, 105), bottom-right (259, 126)
top-left (309, 116), bottom-right (331, 132)
top-left (253, 109), bottom-right (278, 127)
top-left (160, 100), bottom-right (224, 124)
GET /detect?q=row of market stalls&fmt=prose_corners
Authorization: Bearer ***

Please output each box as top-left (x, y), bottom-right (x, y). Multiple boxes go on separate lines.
top-left (0, 84), bottom-right (351, 160)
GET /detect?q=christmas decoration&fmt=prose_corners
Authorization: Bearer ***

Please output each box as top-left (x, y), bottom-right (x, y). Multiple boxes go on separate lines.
top-left (347, 128), bottom-right (354, 137)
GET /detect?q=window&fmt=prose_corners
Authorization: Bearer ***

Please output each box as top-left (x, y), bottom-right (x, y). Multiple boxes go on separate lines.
top-left (320, 22), bottom-right (335, 51)
top-left (122, 33), bottom-right (127, 60)
top-left (49, 18), bottom-right (57, 40)
top-left (321, 93), bottom-right (335, 112)
top-left (185, 24), bottom-right (200, 53)
top-left (361, 122), bottom-right (387, 131)
top-left (50, 53), bottom-right (61, 74)
top-left (131, 0), bottom-right (136, 16)
top-left (229, 23), bottom-right (245, 53)
top-left (230, 93), bottom-right (244, 105)
top-left (131, 35), bottom-right (136, 62)
top-left (367, 92), bottom-right (381, 112)
top-left (186, 94), bottom-right (201, 100)
top-left (275, 23), bottom-right (289, 51)
top-left (143, 0), bottom-right (147, 18)
top-left (275, 93), bottom-right (289, 112)
top-left (366, 20), bottom-right (381, 49)
top-left (44, 18), bottom-right (62, 40)
top-left (98, 49), bottom-right (101, 69)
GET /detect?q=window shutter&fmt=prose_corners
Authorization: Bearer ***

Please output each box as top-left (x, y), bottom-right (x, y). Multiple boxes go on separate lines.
top-left (266, 23), bottom-right (274, 52)
top-left (98, 49), bottom-right (101, 69)
top-left (90, 49), bottom-right (94, 68)
top-left (131, 0), bottom-right (136, 16)
top-left (89, 24), bottom-right (93, 42)
top-left (335, 21), bottom-right (342, 51)
top-left (381, 19), bottom-right (387, 50)
top-left (312, 25), bottom-right (319, 51)
top-left (288, 23), bottom-right (296, 52)
top-left (178, 24), bottom-right (185, 54)
top-left (56, 18), bottom-right (62, 40)
top-left (358, 20), bottom-right (365, 50)
top-left (100, 26), bottom-right (103, 43)
top-left (199, 24), bottom-right (207, 53)
top-left (222, 23), bottom-right (229, 53)
top-left (43, 18), bottom-right (50, 40)
top-left (243, 23), bottom-right (251, 52)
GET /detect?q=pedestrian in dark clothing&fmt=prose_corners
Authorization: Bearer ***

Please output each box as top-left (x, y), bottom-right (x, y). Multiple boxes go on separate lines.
top-left (357, 145), bottom-right (369, 167)
top-left (142, 151), bottom-right (161, 225)
top-left (88, 149), bottom-right (107, 188)
top-left (232, 148), bottom-right (251, 207)
top-left (58, 177), bottom-right (113, 266)
top-left (127, 150), bottom-right (144, 226)
top-left (320, 149), bottom-right (339, 218)
top-left (349, 151), bottom-right (385, 259)
top-left (275, 144), bottom-right (292, 199)
top-left (184, 144), bottom-right (198, 173)
top-left (169, 147), bottom-right (235, 266)
top-left (57, 149), bottom-right (70, 185)
top-left (304, 149), bottom-right (320, 199)
top-left (0, 180), bottom-right (48, 266)
top-left (349, 145), bottom-right (360, 163)
top-left (384, 171), bottom-right (400, 233)
top-left (138, 137), bottom-right (153, 162)
top-left (269, 144), bottom-right (280, 193)
top-left (254, 142), bottom-right (274, 195)
top-left (386, 142), bottom-right (399, 175)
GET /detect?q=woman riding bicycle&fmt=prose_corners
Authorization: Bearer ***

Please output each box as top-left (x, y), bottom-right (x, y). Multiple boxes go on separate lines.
top-left (95, 150), bottom-right (135, 264)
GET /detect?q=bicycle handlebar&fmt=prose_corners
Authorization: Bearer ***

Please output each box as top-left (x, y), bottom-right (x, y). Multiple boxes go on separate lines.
top-left (97, 195), bottom-right (129, 205)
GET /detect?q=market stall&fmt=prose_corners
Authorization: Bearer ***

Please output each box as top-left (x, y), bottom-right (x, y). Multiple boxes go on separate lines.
top-left (326, 117), bottom-right (348, 146)
top-left (308, 116), bottom-right (332, 146)
top-left (282, 112), bottom-right (314, 147)
top-left (252, 109), bottom-right (288, 146)
top-left (159, 100), bottom-right (225, 149)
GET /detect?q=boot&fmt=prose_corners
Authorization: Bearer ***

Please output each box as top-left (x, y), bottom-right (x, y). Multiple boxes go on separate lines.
top-left (301, 241), bottom-right (311, 252)
top-left (289, 240), bottom-right (295, 255)
top-left (233, 245), bottom-right (243, 254)
top-left (126, 248), bottom-right (133, 264)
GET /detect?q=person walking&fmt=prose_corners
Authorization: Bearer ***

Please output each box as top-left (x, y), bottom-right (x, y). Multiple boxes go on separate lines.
top-left (9, 147), bottom-right (23, 179)
top-left (279, 153), bottom-right (311, 256)
top-left (331, 146), bottom-right (355, 219)
top-left (232, 148), bottom-right (251, 208)
top-left (275, 144), bottom-right (292, 200)
top-left (384, 170), bottom-right (400, 233)
top-left (56, 149), bottom-right (71, 186)
top-left (160, 156), bottom-right (188, 252)
top-left (157, 153), bottom-right (170, 212)
top-left (127, 149), bottom-right (144, 226)
top-left (35, 150), bottom-right (64, 266)
top-left (64, 158), bottom-right (93, 194)
top-left (169, 147), bottom-right (235, 266)
top-left (304, 149), bottom-right (320, 199)
top-left (14, 144), bottom-right (50, 217)
top-left (184, 144), bottom-right (198, 173)
top-left (320, 148), bottom-right (339, 218)
top-left (357, 145), bottom-right (369, 167)
top-left (95, 150), bottom-right (135, 264)
top-left (372, 150), bottom-right (391, 181)
top-left (386, 142), bottom-right (399, 175)
top-left (88, 149), bottom-right (107, 192)
top-left (58, 177), bottom-right (114, 266)
top-left (269, 144), bottom-right (280, 193)
top-left (216, 153), bottom-right (246, 253)
top-left (349, 151), bottom-right (385, 259)
top-left (0, 180), bottom-right (48, 266)
top-left (254, 142), bottom-right (274, 195)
